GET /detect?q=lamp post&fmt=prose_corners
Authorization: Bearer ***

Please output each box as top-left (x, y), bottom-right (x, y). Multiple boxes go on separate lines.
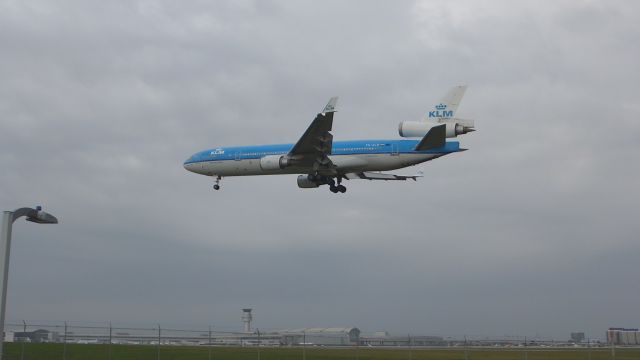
top-left (1, 207), bottom-right (58, 359)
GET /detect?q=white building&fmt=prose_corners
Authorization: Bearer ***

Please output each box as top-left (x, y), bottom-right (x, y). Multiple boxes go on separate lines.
top-left (3, 331), bottom-right (15, 343)
top-left (278, 327), bottom-right (360, 346)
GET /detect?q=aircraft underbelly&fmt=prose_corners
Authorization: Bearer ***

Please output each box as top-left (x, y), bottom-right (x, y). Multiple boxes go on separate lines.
top-left (352, 154), bottom-right (436, 172)
top-left (203, 159), bottom-right (263, 176)
top-left (201, 153), bottom-right (439, 177)
top-left (203, 159), bottom-right (306, 176)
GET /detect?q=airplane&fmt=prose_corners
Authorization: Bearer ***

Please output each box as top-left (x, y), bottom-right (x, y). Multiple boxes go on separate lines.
top-left (184, 86), bottom-right (474, 193)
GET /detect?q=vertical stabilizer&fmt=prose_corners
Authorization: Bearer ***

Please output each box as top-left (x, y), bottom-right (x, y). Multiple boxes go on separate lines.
top-left (423, 85), bottom-right (467, 121)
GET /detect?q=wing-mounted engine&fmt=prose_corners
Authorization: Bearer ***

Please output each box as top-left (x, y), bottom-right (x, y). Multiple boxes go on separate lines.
top-left (260, 155), bottom-right (291, 170)
top-left (296, 174), bottom-right (338, 189)
top-left (398, 118), bottom-right (474, 138)
top-left (297, 174), bottom-right (321, 188)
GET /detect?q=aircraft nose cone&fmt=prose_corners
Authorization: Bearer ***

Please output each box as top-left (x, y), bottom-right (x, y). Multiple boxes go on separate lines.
top-left (184, 161), bottom-right (196, 173)
top-left (184, 157), bottom-right (207, 175)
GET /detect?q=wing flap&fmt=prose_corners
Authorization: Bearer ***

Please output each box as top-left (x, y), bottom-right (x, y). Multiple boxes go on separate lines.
top-left (288, 97), bottom-right (338, 170)
top-left (345, 172), bottom-right (423, 181)
top-left (289, 114), bottom-right (334, 156)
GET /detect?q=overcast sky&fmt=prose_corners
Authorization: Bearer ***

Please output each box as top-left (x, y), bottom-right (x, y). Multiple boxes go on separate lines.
top-left (1, 0), bottom-right (639, 339)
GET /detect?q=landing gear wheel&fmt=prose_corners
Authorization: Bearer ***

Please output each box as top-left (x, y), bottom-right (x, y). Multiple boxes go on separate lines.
top-left (329, 186), bottom-right (339, 193)
top-left (213, 176), bottom-right (222, 190)
top-left (337, 185), bottom-right (347, 193)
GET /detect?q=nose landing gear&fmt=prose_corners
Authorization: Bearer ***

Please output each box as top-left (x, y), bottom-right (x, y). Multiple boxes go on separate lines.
top-left (213, 176), bottom-right (222, 190)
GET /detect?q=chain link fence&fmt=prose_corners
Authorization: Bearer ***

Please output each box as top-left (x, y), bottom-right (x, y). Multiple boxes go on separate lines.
top-left (3, 321), bottom-right (367, 360)
top-left (1, 321), bottom-right (626, 360)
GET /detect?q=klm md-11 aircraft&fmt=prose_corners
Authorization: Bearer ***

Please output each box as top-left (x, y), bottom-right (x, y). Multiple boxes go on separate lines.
top-left (184, 86), bottom-right (474, 193)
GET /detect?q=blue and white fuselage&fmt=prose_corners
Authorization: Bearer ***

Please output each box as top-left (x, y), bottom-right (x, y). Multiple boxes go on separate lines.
top-left (184, 87), bottom-right (473, 192)
top-left (184, 139), bottom-right (461, 177)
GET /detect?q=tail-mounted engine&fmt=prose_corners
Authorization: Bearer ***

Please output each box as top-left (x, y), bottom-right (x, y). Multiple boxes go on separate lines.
top-left (398, 119), bottom-right (474, 138)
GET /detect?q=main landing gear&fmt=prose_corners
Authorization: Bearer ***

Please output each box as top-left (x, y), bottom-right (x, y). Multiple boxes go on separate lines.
top-left (306, 174), bottom-right (347, 194)
top-left (213, 176), bottom-right (222, 190)
top-left (328, 176), bottom-right (347, 194)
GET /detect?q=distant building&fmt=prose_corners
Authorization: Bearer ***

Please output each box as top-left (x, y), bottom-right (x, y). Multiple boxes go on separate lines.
top-left (3, 331), bottom-right (15, 342)
top-left (371, 331), bottom-right (389, 338)
top-left (242, 309), bottom-right (253, 333)
top-left (571, 332), bottom-right (585, 343)
top-left (278, 328), bottom-right (360, 346)
top-left (12, 329), bottom-right (58, 343)
top-left (360, 334), bottom-right (445, 347)
top-left (607, 328), bottom-right (639, 345)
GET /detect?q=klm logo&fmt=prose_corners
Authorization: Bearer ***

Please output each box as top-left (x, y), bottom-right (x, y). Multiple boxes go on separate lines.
top-left (210, 148), bottom-right (225, 155)
top-left (428, 103), bottom-right (453, 118)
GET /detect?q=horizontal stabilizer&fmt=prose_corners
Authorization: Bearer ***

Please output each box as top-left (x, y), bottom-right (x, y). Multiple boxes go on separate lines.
top-left (345, 172), bottom-right (423, 181)
top-left (414, 124), bottom-right (446, 151)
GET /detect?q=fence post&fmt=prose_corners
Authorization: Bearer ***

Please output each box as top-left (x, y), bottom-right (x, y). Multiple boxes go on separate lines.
top-left (20, 320), bottom-right (26, 360)
top-left (408, 334), bottom-right (412, 360)
top-left (302, 331), bottom-right (306, 360)
top-left (208, 326), bottom-right (212, 360)
top-left (63, 321), bottom-right (67, 360)
top-left (611, 340), bottom-right (615, 359)
top-left (524, 336), bottom-right (527, 360)
top-left (257, 329), bottom-right (260, 360)
top-left (157, 324), bottom-right (161, 360)
top-left (108, 322), bottom-right (112, 360)
top-left (464, 335), bottom-right (468, 360)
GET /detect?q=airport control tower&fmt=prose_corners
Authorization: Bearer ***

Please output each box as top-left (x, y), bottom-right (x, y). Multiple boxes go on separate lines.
top-left (242, 308), bottom-right (253, 333)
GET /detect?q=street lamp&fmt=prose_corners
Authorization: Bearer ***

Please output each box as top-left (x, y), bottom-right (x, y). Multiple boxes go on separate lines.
top-left (0, 207), bottom-right (58, 359)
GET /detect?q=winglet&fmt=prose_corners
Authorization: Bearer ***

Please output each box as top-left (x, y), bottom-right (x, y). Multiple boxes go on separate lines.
top-left (415, 124), bottom-right (446, 151)
top-left (322, 97), bottom-right (339, 113)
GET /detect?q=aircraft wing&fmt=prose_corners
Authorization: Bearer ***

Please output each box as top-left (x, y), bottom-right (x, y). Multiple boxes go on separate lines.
top-left (345, 172), bottom-right (423, 181)
top-left (288, 97), bottom-right (338, 172)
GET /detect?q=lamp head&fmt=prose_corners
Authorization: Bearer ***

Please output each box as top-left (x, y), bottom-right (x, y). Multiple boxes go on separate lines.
top-left (25, 208), bottom-right (58, 224)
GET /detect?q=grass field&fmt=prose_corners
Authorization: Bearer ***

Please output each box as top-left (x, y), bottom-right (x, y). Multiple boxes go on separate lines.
top-left (4, 343), bottom-right (639, 360)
